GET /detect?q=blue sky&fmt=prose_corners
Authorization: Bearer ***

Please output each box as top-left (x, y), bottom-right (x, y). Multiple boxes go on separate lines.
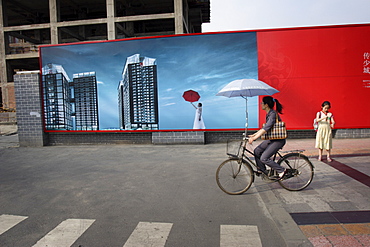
top-left (41, 32), bottom-right (258, 130)
top-left (202, 0), bottom-right (370, 32)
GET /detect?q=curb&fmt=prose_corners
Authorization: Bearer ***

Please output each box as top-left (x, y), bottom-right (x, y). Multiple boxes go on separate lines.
top-left (255, 182), bottom-right (313, 247)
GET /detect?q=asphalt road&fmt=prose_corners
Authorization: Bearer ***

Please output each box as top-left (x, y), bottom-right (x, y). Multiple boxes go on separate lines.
top-left (0, 144), bottom-right (309, 246)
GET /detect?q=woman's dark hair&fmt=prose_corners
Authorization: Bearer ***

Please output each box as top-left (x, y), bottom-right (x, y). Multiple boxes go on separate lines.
top-left (263, 96), bottom-right (283, 114)
top-left (198, 103), bottom-right (202, 107)
top-left (321, 101), bottom-right (331, 109)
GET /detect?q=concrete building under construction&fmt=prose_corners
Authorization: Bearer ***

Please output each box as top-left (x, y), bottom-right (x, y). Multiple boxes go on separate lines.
top-left (0, 0), bottom-right (210, 114)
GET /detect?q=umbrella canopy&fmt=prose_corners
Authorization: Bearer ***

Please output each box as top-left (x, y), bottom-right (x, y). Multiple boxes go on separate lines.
top-left (182, 90), bottom-right (200, 102)
top-left (216, 79), bottom-right (279, 130)
top-left (216, 79), bottom-right (279, 98)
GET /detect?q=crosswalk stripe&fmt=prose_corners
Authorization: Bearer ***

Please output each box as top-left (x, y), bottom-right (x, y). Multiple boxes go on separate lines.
top-left (220, 225), bottom-right (262, 247)
top-left (0, 214), bottom-right (28, 235)
top-left (123, 222), bottom-right (173, 247)
top-left (32, 218), bottom-right (95, 247)
top-left (1, 215), bottom-right (264, 246)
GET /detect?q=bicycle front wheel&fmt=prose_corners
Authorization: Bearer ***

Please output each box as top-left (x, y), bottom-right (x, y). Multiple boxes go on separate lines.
top-left (278, 153), bottom-right (314, 191)
top-left (216, 159), bottom-right (254, 195)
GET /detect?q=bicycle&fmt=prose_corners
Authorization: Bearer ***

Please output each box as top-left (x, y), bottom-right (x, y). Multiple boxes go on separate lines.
top-left (216, 138), bottom-right (314, 195)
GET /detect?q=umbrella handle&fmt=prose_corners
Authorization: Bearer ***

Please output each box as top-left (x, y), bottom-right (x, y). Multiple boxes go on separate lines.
top-left (244, 122), bottom-right (248, 138)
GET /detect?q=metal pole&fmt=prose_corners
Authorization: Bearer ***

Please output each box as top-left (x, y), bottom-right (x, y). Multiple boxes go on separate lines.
top-left (244, 97), bottom-right (248, 138)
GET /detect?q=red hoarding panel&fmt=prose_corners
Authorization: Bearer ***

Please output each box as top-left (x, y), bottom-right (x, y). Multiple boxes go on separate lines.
top-left (257, 25), bottom-right (370, 129)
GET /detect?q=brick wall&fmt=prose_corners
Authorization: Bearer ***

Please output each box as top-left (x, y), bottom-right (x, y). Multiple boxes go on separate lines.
top-left (32, 129), bottom-right (370, 146)
top-left (334, 128), bottom-right (370, 139)
top-left (14, 72), bottom-right (46, 147)
top-left (205, 131), bottom-right (246, 143)
top-left (152, 131), bottom-right (205, 144)
top-left (47, 132), bottom-right (152, 145)
top-left (47, 129), bottom-right (320, 145)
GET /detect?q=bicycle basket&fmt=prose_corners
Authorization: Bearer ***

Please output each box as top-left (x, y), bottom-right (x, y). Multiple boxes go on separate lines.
top-left (226, 139), bottom-right (243, 157)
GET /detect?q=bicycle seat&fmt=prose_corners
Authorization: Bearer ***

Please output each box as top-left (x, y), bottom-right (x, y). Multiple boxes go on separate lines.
top-left (280, 149), bottom-right (305, 153)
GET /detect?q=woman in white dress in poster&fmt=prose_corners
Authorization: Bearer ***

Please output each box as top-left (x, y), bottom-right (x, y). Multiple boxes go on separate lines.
top-left (191, 102), bottom-right (205, 129)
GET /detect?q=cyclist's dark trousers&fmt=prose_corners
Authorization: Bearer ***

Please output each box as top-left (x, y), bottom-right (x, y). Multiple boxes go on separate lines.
top-left (254, 139), bottom-right (286, 173)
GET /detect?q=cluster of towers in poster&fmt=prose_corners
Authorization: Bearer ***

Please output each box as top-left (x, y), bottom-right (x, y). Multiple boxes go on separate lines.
top-left (42, 54), bottom-right (159, 131)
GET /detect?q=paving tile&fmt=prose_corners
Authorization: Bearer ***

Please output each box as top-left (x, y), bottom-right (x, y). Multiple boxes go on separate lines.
top-left (290, 212), bottom-right (338, 225)
top-left (332, 211), bottom-right (370, 224)
top-left (286, 203), bottom-right (314, 213)
top-left (326, 159), bottom-right (370, 187)
top-left (299, 225), bottom-right (321, 238)
top-left (308, 236), bottom-right (332, 247)
top-left (343, 223), bottom-right (370, 235)
top-left (328, 201), bottom-right (357, 211)
top-left (317, 224), bottom-right (348, 236)
top-left (326, 235), bottom-right (363, 247)
top-left (354, 234), bottom-right (370, 246)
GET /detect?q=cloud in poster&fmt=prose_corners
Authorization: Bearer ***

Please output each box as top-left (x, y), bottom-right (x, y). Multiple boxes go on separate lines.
top-left (40, 31), bottom-right (259, 130)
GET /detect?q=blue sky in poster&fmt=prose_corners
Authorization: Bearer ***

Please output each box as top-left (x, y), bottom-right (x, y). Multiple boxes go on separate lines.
top-left (40, 32), bottom-right (259, 130)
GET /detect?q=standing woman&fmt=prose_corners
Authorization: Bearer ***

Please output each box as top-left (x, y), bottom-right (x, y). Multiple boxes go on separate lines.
top-left (315, 101), bottom-right (335, 162)
top-left (248, 96), bottom-right (286, 179)
top-left (191, 102), bottom-right (205, 129)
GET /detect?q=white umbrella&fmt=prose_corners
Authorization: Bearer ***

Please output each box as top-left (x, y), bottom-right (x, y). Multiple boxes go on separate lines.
top-left (216, 79), bottom-right (279, 128)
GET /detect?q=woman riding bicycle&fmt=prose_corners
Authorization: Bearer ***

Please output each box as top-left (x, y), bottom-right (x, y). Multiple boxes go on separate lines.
top-left (248, 96), bottom-right (286, 179)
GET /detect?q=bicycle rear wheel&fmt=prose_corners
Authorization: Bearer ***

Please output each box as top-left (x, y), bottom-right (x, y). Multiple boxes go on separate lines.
top-left (216, 159), bottom-right (254, 195)
top-left (278, 153), bottom-right (314, 191)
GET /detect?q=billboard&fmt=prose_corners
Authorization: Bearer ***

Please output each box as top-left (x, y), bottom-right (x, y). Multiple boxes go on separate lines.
top-left (39, 24), bottom-right (370, 132)
top-left (258, 24), bottom-right (370, 130)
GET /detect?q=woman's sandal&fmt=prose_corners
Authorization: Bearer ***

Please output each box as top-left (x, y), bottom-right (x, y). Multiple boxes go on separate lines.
top-left (327, 158), bottom-right (332, 162)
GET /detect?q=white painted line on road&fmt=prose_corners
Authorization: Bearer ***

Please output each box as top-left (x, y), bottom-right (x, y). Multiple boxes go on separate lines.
top-left (32, 218), bottom-right (95, 247)
top-left (220, 225), bottom-right (262, 247)
top-left (123, 222), bottom-right (173, 247)
top-left (0, 214), bottom-right (28, 235)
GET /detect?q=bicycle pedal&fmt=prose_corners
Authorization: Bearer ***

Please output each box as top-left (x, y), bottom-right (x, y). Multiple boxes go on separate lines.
top-left (268, 175), bottom-right (281, 181)
top-left (255, 171), bottom-right (264, 177)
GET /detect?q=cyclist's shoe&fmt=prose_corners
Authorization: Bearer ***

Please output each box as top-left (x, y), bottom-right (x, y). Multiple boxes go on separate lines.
top-left (279, 169), bottom-right (287, 178)
top-left (269, 169), bottom-right (287, 181)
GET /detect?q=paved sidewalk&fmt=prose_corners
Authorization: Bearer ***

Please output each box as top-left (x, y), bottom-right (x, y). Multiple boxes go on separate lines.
top-left (263, 138), bottom-right (370, 247)
top-left (282, 138), bottom-right (370, 158)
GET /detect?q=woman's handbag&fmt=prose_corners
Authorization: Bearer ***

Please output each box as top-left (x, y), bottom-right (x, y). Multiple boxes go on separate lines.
top-left (313, 118), bottom-right (318, 131)
top-left (261, 113), bottom-right (287, 140)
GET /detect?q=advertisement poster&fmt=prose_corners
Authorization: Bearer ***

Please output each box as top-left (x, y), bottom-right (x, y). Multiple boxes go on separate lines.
top-left (40, 24), bottom-right (370, 132)
top-left (258, 24), bottom-right (370, 129)
top-left (40, 32), bottom-right (259, 131)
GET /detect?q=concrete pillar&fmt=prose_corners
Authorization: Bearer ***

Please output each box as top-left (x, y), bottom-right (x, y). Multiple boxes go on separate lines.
top-left (107, 0), bottom-right (116, 40)
top-left (14, 72), bottom-right (47, 147)
top-left (174, 0), bottom-right (184, 34)
top-left (49, 0), bottom-right (58, 44)
top-left (0, 0), bottom-right (8, 105)
top-left (2, 82), bottom-right (15, 109)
